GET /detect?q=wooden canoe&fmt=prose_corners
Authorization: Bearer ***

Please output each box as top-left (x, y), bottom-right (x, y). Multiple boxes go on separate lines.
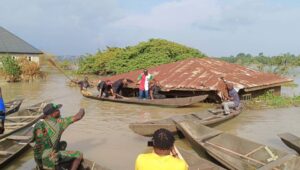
top-left (278, 133), bottom-right (300, 154)
top-left (0, 101), bottom-right (48, 139)
top-left (0, 124), bottom-right (33, 168)
top-left (57, 158), bottom-right (109, 170)
top-left (81, 90), bottom-right (208, 107)
top-left (5, 99), bottom-right (23, 115)
top-left (129, 108), bottom-right (241, 136)
top-left (175, 119), bottom-right (300, 170)
top-left (177, 147), bottom-right (225, 170)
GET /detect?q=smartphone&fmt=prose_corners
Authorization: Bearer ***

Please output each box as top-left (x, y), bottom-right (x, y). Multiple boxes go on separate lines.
top-left (147, 141), bottom-right (153, 147)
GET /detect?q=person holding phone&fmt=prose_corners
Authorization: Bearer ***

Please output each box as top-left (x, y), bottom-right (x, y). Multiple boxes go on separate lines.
top-left (135, 128), bottom-right (188, 170)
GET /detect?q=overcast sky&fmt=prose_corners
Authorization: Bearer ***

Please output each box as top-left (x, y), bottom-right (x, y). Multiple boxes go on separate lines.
top-left (1, 0), bottom-right (299, 57)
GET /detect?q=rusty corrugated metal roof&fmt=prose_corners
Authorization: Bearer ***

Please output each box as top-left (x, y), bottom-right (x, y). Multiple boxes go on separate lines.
top-left (103, 58), bottom-right (292, 93)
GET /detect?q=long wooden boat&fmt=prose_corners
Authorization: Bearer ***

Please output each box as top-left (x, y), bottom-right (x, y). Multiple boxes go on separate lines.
top-left (0, 124), bottom-right (33, 168)
top-left (129, 108), bottom-right (241, 136)
top-left (57, 158), bottom-right (109, 170)
top-left (5, 99), bottom-right (23, 115)
top-left (174, 118), bottom-right (300, 170)
top-left (177, 147), bottom-right (225, 170)
top-left (81, 90), bottom-right (208, 108)
top-left (0, 101), bottom-right (48, 139)
top-left (278, 133), bottom-right (300, 154)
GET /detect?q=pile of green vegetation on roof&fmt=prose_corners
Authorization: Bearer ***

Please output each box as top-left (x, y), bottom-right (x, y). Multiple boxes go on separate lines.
top-left (77, 39), bottom-right (206, 75)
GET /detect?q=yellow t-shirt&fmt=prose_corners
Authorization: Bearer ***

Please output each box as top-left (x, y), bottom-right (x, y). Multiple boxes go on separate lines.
top-left (135, 152), bottom-right (188, 170)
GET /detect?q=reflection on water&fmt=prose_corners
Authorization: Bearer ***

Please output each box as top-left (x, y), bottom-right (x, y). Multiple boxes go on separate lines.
top-left (2, 70), bottom-right (300, 169)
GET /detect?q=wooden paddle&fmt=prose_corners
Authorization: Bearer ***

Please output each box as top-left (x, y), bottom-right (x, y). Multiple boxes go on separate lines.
top-left (48, 58), bottom-right (73, 81)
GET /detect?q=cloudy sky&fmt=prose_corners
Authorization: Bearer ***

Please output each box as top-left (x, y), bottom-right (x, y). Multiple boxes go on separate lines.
top-left (1, 0), bottom-right (299, 56)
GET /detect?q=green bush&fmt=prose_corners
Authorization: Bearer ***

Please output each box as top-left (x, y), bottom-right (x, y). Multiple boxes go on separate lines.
top-left (0, 56), bottom-right (21, 82)
top-left (77, 39), bottom-right (206, 75)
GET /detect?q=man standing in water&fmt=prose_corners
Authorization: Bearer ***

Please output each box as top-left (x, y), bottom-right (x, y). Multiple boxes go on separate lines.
top-left (33, 103), bottom-right (85, 170)
top-left (135, 128), bottom-right (188, 170)
top-left (222, 83), bottom-right (240, 115)
top-left (137, 69), bottom-right (153, 99)
top-left (0, 87), bottom-right (5, 134)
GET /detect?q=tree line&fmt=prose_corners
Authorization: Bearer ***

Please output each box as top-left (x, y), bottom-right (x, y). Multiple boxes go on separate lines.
top-left (219, 53), bottom-right (300, 75)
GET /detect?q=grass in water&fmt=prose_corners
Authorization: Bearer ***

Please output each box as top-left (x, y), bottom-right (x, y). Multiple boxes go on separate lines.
top-left (245, 92), bottom-right (300, 109)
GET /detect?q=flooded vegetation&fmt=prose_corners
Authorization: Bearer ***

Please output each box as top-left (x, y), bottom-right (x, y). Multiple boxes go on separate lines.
top-left (0, 56), bottom-right (46, 82)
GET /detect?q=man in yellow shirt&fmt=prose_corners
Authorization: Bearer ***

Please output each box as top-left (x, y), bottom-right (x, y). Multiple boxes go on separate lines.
top-left (135, 128), bottom-right (188, 170)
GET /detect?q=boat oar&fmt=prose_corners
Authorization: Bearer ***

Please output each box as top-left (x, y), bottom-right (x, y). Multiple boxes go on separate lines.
top-left (48, 58), bottom-right (73, 81)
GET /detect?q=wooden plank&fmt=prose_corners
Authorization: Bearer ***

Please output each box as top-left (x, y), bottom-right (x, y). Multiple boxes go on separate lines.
top-left (0, 151), bottom-right (14, 156)
top-left (245, 146), bottom-right (264, 157)
top-left (6, 135), bottom-right (32, 140)
top-left (257, 154), bottom-right (295, 170)
top-left (6, 115), bottom-right (39, 120)
top-left (5, 122), bottom-right (30, 126)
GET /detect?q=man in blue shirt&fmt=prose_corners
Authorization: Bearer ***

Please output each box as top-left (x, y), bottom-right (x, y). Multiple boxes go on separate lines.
top-left (222, 83), bottom-right (240, 115)
top-left (0, 87), bottom-right (6, 134)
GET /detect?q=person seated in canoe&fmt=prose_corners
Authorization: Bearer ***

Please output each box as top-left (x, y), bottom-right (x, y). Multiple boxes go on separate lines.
top-left (149, 80), bottom-right (166, 100)
top-left (33, 103), bottom-right (85, 170)
top-left (137, 69), bottom-right (153, 99)
top-left (97, 79), bottom-right (113, 98)
top-left (222, 82), bottom-right (240, 115)
top-left (0, 87), bottom-right (5, 134)
top-left (135, 128), bottom-right (188, 170)
top-left (112, 78), bottom-right (128, 99)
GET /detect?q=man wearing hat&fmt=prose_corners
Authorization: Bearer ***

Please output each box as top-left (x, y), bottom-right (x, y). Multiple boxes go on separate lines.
top-left (33, 103), bottom-right (85, 170)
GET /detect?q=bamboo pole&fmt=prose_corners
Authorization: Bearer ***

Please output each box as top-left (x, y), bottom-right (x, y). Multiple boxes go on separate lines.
top-left (206, 141), bottom-right (280, 170)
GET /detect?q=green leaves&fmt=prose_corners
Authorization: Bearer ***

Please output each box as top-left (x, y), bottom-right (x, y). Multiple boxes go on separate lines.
top-left (77, 39), bottom-right (206, 75)
top-left (0, 56), bottom-right (21, 81)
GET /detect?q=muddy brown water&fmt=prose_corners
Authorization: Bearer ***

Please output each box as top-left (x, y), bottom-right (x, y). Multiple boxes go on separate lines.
top-left (1, 70), bottom-right (300, 170)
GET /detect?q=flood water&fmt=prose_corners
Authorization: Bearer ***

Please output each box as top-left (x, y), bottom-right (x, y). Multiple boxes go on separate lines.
top-left (1, 69), bottom-right (300, 170)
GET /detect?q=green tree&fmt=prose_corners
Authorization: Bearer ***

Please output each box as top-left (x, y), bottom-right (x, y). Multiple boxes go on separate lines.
top-left (0, 56), bottom-right (21, 82)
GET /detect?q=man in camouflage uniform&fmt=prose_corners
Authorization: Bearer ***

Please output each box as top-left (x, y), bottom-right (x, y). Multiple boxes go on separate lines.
top-left (33, 103), bottom-right (85, 170)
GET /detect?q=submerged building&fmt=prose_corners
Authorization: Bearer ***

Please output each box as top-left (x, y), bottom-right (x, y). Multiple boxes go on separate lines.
top-left (0, 26), bottom-right (43, 64)
top-left (105, 58), bottom-right (293, 102)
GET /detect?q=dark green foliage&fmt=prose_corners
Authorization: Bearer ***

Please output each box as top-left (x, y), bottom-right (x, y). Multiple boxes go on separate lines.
top-left (0, 56), bottom-right (21, 81)
top-left (78, 39), bottom-right (205, 75)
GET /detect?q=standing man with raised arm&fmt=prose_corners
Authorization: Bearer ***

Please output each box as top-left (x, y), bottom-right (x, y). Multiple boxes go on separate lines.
top-left (33, 103), bottom-right (85, 170)
top-left (0, 87), bottom-right (5, 134)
